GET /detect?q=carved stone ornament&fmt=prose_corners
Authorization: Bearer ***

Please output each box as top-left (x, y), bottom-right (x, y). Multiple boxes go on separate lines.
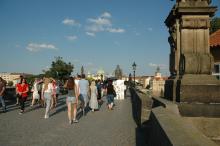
top-left (177, 0), bottom-right (211, 5)
top-left (181, 17), bottom-right (210, 28)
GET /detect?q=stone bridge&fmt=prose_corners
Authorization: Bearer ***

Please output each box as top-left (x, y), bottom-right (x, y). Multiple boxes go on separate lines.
top-left (1, 87), bottom-right (220, 146)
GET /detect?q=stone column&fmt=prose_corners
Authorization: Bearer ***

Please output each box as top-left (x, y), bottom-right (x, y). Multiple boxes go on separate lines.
top-left (164, 0), bottom-right (220, 103)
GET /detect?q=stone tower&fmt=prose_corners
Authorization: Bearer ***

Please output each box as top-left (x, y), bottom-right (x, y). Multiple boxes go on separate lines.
top-left (165, 0), bottom-right (220, 103)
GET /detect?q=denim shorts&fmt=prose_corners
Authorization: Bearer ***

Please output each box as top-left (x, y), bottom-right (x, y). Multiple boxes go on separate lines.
top-left (107, 94), bottom-right (114, 104)
top-left (79, 94), bottom-right (88, 104)
top-left (67, 96), bottom-right (77, 103)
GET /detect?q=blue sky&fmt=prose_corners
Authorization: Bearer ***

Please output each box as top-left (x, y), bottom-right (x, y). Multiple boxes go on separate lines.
top-left (0, 0), bottom-right (220, 76)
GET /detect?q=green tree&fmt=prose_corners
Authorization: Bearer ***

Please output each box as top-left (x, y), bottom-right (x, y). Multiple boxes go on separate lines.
top-left (43, 56), bottom-right (74, 81)
top-left (25, 75), bottom-right (36, 85)
top-left (210, 17), bottom-right (220, 34)
top-left (7, 81), bottom-right (13, 87)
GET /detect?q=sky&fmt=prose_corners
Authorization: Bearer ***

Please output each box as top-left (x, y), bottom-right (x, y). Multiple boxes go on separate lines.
top-left (0, 0), bottom-right (220, 77)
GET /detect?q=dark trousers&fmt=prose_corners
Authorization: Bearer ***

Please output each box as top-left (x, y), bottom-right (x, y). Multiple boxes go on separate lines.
top-left (19, 97), bottom-right (27, 111)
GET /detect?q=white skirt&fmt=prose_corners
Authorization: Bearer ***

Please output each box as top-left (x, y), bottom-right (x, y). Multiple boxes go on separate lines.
top-left (33, 92), bottom-right (39, 99)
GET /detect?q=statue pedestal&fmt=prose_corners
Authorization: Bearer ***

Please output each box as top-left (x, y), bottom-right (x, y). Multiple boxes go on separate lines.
top-left (177, 75), bottom-right (220, 103)
top-left (164, 78), bottom-right (177, 101)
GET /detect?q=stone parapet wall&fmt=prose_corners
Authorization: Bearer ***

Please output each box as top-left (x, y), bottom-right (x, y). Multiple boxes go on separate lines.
top-left (146, 97), bottom-right (218, 146)
top-left (129, 87), bottom-right (152, 127)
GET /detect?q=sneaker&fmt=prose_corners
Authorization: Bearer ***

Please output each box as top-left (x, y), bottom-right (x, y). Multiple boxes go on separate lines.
top-left (44, 115), bottom-right (49, 119)
top-left (73, 119), bottom-right (78, 123)
top-left (19, 111), bottom-right (23, 115)
top-left (2, 107), bottom-right (6, 113)
top-left (69, 120), bottom-right (73, 124)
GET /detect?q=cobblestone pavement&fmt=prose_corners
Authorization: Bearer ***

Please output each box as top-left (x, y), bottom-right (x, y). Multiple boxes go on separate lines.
top-left (0, 90), bottom-right (146, 146)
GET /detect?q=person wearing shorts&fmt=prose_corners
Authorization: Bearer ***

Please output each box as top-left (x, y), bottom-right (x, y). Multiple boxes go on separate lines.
top-left (65, 77), bottom-right (79, 124)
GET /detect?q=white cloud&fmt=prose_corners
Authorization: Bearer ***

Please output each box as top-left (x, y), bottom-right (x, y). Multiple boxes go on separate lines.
top-left (62, 18), bottom-right (80, 27)
top-left (26, 43), bottom-right (58, 52)
top-left (88, 18), bottom-right (112, 26)
top-left (86, 24), bottom-right (105, 32)
top-left (149, 63), bottom-right (167, 69)
top-left (149, 63), bottom-right (158, 67)
top-left (147, 27), bottom-right (153, 31)
top-left (107, 28), bottom-right (125, 33)
top-left (86, 12), bottom-right (125, 35)
top-left (101, 12), bottom-right (111, 18)
top-left (86, 32), bottom-right (96, 37)
top-left (66, 35), bottom-right (77, 41)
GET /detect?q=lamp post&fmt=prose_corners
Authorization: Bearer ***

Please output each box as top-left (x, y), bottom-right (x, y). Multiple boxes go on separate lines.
top-left (132, 62), bottom-right (136, 87)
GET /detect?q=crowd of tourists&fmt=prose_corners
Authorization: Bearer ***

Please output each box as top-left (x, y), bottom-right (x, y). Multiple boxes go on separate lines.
top-left (0, 74), bottom-right (117, 124)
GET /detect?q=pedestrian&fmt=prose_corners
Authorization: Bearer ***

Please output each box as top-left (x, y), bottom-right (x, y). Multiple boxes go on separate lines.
top-left (50, 78), bottom-right (57, 109)
top-left (74, 74), bottom-right (81, 87)
top-left (30, 78), bottom-right (40, 107)
top-left (0, 77), bottom-right (6, 112)
top-left (96, 80), bottom-right (102, 108)
top-left (106, 80), bottom-right (115, 110)
top-left (89, 80), bottom-right (98, 112)
top-left (16, 78), bottom-right (29, 114)
top-left (16, 75), bottom-right (23, 105)
top-left (54, 80), bottom-right (60, 108)
top-left (36, 78), bottom-right (43, 107)
top-left (41, 78), bottom-right (53, 119)
top-left (78, 74), bottom-right (89, 116)
top-left (64, 77), bottom-right (79, 124)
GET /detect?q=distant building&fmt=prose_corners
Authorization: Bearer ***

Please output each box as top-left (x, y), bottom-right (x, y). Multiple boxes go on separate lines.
top-left (0, 72), bottom-right (32, 86)
top-left (97, 68), bottom-right (105, 81)
top-left (210, 29), bottom-right (220, 79)
top-left (114, 65), bottom-right (123, 79)
top-left (151, 67), bottom-right (168, 97)
top-left (88, 68), bottom-right (106, 81)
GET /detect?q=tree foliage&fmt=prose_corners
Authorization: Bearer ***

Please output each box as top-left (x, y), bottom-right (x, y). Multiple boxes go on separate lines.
top-left (7, 81), bottom-right (13, 87)
top-left (210, 17), bottom-right (220, 34)
top-left (43, 56), bottom-right (74, 81)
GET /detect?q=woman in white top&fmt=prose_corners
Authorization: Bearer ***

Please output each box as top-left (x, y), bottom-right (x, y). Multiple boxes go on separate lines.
top-left (30, 78), bottom-right (40, 106)
top-left (89, 80), bottom-right (99, 112)
top-left (41, 78), bottom-right (53, 119)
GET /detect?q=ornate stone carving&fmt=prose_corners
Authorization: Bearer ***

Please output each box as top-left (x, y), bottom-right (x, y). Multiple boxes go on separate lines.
top-left (177, 0), bottom-right (212, 7)
top-left (168, 23), bottom-right (178, 76)
top-left (181, 17), bottom-right (210, 28)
